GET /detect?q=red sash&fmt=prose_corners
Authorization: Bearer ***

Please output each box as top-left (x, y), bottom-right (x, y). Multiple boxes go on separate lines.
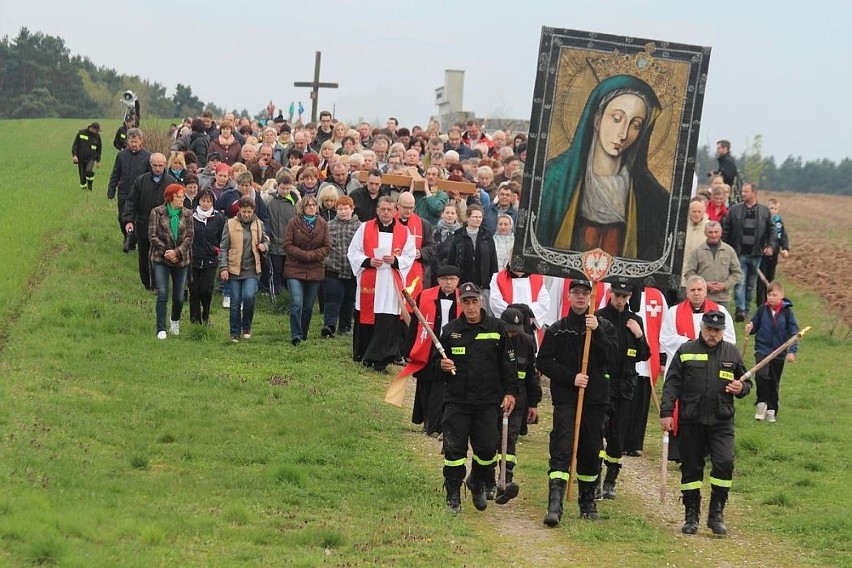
top-left (359, 219), bottom-right (407, 324)
top-left (398, 213), bottom-right (424, 303)
top-left (495, 270), bottom-right (543, 306)
top-left (641, 287), bottom-right (665, 385)
top-left (397, 286), bottom-right (461, 378)
top-left (671, 298), bottom-right (719, 434)
top-left (675, 299), bottom-right (719, 339)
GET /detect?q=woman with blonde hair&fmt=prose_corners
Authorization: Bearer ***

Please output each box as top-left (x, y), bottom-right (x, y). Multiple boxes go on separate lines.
top-left (283, 195), bottom-right (331, 346)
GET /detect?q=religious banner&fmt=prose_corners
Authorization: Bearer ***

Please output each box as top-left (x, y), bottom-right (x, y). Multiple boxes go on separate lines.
top-left (513, 27), bottom-right (711, 291)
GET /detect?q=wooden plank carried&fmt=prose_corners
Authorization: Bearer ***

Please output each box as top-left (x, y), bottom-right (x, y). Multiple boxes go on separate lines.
top-left (437, 179), bottom-right (477, 195)
top-left (354, 171), bottom-right (476, 194)
top-left (356, 170), bottom-right (425, 190)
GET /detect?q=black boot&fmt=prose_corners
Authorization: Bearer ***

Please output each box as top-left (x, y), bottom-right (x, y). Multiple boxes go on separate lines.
top-left (681, 489), bottom-right (701, 535)
top-left (594, 476), bottom-right (603, 500)
top-left (578, 481), bottom-right (600, 520)
top-left (543, 478), bottom-right (566, 527)
top-left (465, 471), bottom-right (487, 511)
top-left (484, 469), bottom-right (497, 501)
top-left (602, 465), bottom-right (619, 499)
top-left (707, 489), bottom-right (728, 536)
top-left (445, 479), bottom-right (462, 514)
top-left (495, 467), bottom-right (519, 505)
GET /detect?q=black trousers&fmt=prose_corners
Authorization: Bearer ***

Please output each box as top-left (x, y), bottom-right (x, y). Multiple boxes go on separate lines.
top-left (678, 422), bottom-right (735, 491)
top-left (603, 397), bottom-right (631, 468)
top-left (443, 402), bottom-right (499, 483)
top-left (757, 253), bottom-right (779, 306)
top-left (136, 236), bottom-right (153, 290)
top-left (189, 265), bottom-right (217, 323)
top-left (117, 197), bottom-right (128, 236)
top-left (412, 374), bottom-right (445, 436)
top-left (77, 159), bottom-right (95, 187)
top-left (755, 353), bottom-right (785, 413)
top-left (624, 376), bottom-right (652, 453)
top-left (549, 403), bottom-right (607, 482)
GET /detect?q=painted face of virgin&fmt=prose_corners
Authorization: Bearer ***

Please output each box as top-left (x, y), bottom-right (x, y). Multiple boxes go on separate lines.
top-left (596, 94), bottom-right (647, 158)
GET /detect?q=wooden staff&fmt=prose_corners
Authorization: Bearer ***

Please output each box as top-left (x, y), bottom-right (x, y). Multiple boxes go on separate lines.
top-left (740, 333), bottom-right (751, 358)
top-left (398, 277), bottom-right (454, 373)
top-left (649, 373), bottom-right (662, 415)
top-left (567, 249), bottom-right (612, 500)
top-left (660, 431), bottom-right (669, 503)
top-left (498, 409), bottom-right (510, 492)
top-left (739, 326), bottom-right (810, 381)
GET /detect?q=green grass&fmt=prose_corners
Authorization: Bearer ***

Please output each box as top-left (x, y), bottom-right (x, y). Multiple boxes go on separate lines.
top-left (0, 118), bottom-right (849, 566)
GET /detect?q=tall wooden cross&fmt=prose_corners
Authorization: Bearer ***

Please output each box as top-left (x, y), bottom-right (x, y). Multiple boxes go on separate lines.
top-left (293, 51), bottom-right (339, 124)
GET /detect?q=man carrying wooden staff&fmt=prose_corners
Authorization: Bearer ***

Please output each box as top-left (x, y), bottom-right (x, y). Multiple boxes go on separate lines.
top-left (538, 279), bottom-right (615, 526)
top-left (660, 310), bottom-right (751, 536)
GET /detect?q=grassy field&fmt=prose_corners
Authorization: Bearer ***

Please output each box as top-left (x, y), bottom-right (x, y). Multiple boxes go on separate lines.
top-left (0, 119), bottom-right (849, 566)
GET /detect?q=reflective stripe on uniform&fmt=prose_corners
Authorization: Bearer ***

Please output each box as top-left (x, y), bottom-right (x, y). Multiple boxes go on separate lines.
top-left (503, 454), bottom-right (517, 464)
top-left (680, 353), bottom-right (709, 362)
top-left (451, 347), bottom-right (465, 355)
top-left (475, 332), bottom-right (500, 340)
top-left (680, 480), bottom-right (703, 491)
top-left (549, 471), bottom-right (569, 481)
top-left (443, 457), bottom-right (466, 467)
top-left (517, 371), bottom-right (526, 380)
top-left (79, 134), bottom-right (89, 140)
top-left (603, 453), bottom-right (623, 465)
top-left (576, 473), bottom-right (598, 483)
top-left (709, 476), bottom-right (732, 488)
top-left (627, 348), bottom-right (636, 357)
top-left (472, 453), bottom-right (498, 466)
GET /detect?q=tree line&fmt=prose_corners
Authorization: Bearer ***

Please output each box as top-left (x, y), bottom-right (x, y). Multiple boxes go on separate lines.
top-left (0, 28), bottom-right (248, 122)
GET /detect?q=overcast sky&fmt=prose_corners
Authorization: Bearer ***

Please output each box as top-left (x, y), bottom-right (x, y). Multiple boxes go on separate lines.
top-left (2, 0), bottom-right (848, 162)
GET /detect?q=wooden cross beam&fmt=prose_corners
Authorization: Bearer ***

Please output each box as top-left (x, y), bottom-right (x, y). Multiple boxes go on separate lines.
top-left (293, 51), bottom-right (339, 124)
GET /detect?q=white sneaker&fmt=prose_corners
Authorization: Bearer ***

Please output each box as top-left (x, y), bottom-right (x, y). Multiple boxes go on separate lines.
top-left (169, 320), bottom-right (180, 336)
top-left (157, 331), bottom-right (167, 340)
top-left (754, 402), bottom-right (767, 421)
top-left (222, 296), bottom-right (231, 309)
top-left (766, 410), bottom-right (776, 423)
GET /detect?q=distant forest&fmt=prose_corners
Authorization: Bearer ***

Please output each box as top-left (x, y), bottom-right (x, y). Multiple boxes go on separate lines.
top-left (0, 28), bottom-right (251, 123)
top-left (2, 28), bottom-right (850, 194)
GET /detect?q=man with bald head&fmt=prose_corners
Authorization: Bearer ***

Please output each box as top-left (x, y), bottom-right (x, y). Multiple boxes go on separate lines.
top-left (122, 153), bottom-right (178, 289)
top-left (397, 191), bottom-right (436, 295)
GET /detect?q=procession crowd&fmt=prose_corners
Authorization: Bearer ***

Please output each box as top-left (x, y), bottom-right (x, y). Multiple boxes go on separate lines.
top-left (70, 110), bottom-right (800, 534)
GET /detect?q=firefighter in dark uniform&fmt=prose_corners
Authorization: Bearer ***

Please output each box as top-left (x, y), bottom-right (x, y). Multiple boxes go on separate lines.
top-left (660, 310), bottom-right (751, 536)
top-left (436, 282), bottom-right (518, 514)
top-left (492, 306), bottom-right (542, 505)
top-left (71, 122), bottom-right (102, 190)
top-left (537, 278), bottom-right (616, 525)
top-left (114, 116), bottom-right (136, 150)
top-left (596, 283), bottom-right (650, 499)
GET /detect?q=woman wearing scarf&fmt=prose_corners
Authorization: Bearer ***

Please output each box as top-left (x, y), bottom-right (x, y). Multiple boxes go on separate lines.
top-left (209, 119), bottom-right (242, 166)
top-left (283, 195), bottom-right (332, 346)
top-left (149, 183), bottom-right (194, 339)
top-left (430, 202), bottom-right (462, 286)
top-left (189, 188), bottom-right (225, 325)
top-left (219, 196), bottom-right (270, 342)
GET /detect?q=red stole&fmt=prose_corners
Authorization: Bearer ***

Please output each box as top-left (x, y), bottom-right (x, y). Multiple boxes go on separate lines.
top-left (359, 219), bottom-right (407, 324)
top-left (641, 287), bottom-right (665, 385)
top-left (671, 298), bottom-right (718, 435)
top-left (675, 299), bottom-right (720, 339)
top-left (495, 270), bottom-right (544, 305)
top-left (398, 213), bottom-right (424, 302)
top-left (397, 286), bottom-right (461, 378)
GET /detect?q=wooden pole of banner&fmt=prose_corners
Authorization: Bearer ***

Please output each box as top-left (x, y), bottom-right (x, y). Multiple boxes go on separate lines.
top-left (567, 249), bottom-right (612, 501)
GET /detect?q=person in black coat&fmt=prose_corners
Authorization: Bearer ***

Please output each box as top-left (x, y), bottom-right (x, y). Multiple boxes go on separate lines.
top-left (108, 128), bottom-right (151, 238)
top-left (189, 188), bottom-right (226, 325)
top-left (122, 153), bottom-right (178, 289)
top-left (446, 205), bottom-right (498, 314)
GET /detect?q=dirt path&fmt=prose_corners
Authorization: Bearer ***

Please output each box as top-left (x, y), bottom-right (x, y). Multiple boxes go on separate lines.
top-left (401, 376), bottom-right (813, 567)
